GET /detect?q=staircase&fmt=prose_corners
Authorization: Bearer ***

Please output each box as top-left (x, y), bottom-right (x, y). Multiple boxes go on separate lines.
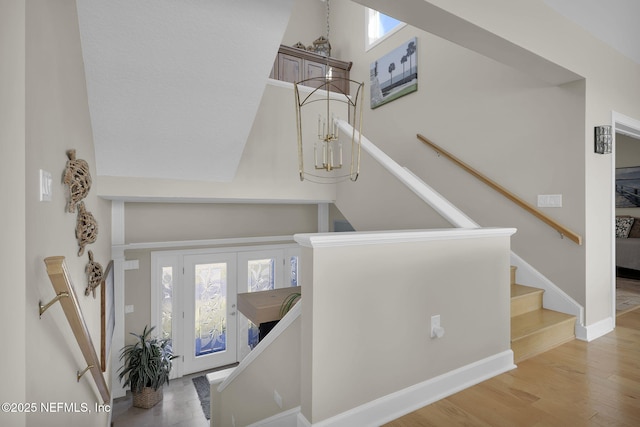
top-left (510, 266), bottom-right (575, 363)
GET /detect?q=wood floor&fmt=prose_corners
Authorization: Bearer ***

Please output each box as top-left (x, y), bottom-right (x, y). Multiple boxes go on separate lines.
top-left (384, 307), bottom-right (640, 427)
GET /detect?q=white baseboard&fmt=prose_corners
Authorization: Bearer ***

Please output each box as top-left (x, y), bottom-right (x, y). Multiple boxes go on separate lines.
top-left (298, 350), bottom-right (515, 427)
top-left (297, 411), bottom-right (312, 427)
top-left (575, 316), bottom-right (614, 342)
top-left (247, 406), bottom-right (301, 427)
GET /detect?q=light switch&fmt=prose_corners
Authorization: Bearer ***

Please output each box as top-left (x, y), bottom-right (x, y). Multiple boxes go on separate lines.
top-left (125, 305), bottom-right (134, 314)
top-left (537, 194), bottom-right (562, 208)
top-left (39, 169), bottom-right (52, 202)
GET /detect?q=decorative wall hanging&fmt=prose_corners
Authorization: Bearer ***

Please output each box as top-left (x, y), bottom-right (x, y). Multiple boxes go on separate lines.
top-left (84, 250), bottom-right (104, 298)
top-left (63, 149), bottom-right (92, 213)
top-left (370, 37), bottom-right (418, 109)
top-left (76, 202), bottom-right (98, 256)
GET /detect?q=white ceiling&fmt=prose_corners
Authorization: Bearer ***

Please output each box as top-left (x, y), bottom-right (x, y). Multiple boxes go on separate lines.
top-left (543, 0), bottom-right (640, 65)
top-left (76, 0), bottom-right (638, 184)
top-left (76, 0), bottom-right (294, 182)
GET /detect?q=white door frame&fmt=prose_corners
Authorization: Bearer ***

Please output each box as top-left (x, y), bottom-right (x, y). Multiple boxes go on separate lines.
top-left (611, 111), bottom-right (640, 324)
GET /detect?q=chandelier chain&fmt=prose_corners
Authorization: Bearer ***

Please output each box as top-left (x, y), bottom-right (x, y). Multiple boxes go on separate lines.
top-left (325, 0), bottom-right (330, 67)
top-left (326, 0), bottom-right (330, 41)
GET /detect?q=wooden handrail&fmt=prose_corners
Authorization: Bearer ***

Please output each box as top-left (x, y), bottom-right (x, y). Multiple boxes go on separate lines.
top-left (417, 134), bottom-right (582, 245)
top-left (41, 256), bottom-right (110, 403)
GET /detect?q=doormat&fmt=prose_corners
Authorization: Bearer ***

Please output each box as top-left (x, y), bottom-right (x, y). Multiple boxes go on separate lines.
top-left (192, 376), bottom-right (210, 420)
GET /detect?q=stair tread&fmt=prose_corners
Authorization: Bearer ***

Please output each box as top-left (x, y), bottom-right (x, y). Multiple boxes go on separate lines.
top-left (511, 308), bottom-right (575, 341)
top-left (511, 284), bottom-right (544, 298)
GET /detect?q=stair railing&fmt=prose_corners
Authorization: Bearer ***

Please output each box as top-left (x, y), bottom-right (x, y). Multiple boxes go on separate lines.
top-left (417, 134), bottom-right (582, 245)
top-left (333, 120), bottom-right (583, 332)
top-left (40, 256), bottom-right (110, 403)
top-left (338, 119), bottom-right (479, 229)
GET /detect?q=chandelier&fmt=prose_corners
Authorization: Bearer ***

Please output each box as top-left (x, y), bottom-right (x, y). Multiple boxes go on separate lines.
top-left (294, 0), bottom-right (364, 183)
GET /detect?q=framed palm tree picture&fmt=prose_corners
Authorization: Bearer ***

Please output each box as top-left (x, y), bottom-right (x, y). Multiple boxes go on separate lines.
top-left (370, 37), bottom-right (417, 109)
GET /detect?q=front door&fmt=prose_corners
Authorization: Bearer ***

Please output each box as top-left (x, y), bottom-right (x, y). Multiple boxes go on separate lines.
top-left (151, 244), bottom-right (299, 377)
top-left (183, 253), bottom-right (237, 374)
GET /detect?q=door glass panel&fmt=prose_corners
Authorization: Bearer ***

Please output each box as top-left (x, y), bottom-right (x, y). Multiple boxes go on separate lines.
top-left (161, 266), bottom-right (173, 340)
top-left (248, 258), bottom-right (275, 292)
top-left (194, 262), bottom-right (227, 357)
top-left (289, 256), bottom-right (298, 287)
top-left (246, 258), bottom-right (276, 349)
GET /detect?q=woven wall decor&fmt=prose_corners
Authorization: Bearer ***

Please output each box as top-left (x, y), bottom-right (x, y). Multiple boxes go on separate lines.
top-left (63, 149), bottom-right (92, 213)
top-left (76, 202), bottom-right (98, 256)
top-left (84, 250), bottom-right (104, 298)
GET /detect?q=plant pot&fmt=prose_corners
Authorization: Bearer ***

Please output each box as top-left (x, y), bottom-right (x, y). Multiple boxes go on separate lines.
top-left (132, 386), bottom-right (163, 409)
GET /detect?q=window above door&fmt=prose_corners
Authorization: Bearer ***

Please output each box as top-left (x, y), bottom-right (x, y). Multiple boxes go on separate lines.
top-left (365, 8), bottom-right (405, 51)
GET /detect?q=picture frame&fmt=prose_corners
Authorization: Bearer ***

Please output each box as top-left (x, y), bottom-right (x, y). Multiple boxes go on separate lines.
top-left (616, 166), bottom-right (640, 208)
top-left (370, 37), bottom-right (418, 109)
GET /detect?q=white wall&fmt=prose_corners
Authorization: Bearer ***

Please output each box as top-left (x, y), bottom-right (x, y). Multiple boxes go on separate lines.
top-left (345, 0), bottom-right (640, 327)
top-left (0, 1), bottom-right (26, 426)
top-left (24, 1), bottom-right (112, 425)
top-left (280, 0), bottom-right (325, 47)
top-left (213, 315), bottom-right (301, 427)
top-left (96, 80), bottom-right (336, 203)
top-left (298, 231), bottom-right (513, 424)
top-left (123, 202), bottom-right (318, 243)
top-left (431, 0), bottom-right (639, 329)
top-left (331, 1), bottom-right (587, 313)
top-left (119, 202), bottom-right (317, 341)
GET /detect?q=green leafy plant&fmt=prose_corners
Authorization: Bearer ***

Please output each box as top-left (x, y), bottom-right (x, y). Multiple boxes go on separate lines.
top-left (279, 292), bottom-right (301, 318)
top-left (118, 325), bottom-right (177, 393)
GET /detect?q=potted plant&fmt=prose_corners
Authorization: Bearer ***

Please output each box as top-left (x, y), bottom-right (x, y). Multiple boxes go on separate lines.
top-left (279, 291), bottom-right (301, 317)
top-left (118, 325), bottom-right (177, 408)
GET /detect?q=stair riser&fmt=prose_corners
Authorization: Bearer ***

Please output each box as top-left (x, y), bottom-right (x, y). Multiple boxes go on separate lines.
top-left (512, 319), bottom-right (575, 363)
top-left (511, 292), bottom-right (543, 317)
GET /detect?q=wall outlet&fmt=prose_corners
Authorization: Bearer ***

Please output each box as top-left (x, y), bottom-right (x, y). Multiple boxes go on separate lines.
top-left (125, 305), bottom-right (134, 314)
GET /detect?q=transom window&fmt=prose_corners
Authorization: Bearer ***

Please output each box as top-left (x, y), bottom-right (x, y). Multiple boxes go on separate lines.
top-left (366, 8), bottom-right (405, 51)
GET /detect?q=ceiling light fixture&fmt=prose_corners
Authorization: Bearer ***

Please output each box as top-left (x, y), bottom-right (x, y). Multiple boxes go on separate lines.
top-left (294, 0), bottom-right (364, 183)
